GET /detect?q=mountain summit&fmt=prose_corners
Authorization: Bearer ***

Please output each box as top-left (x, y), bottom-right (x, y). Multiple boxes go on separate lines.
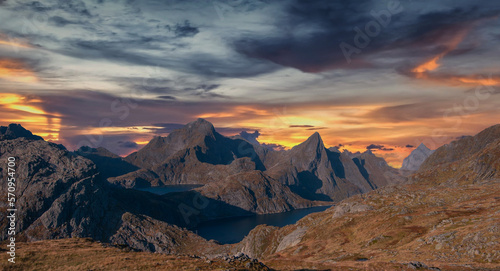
top-left (401, 143), bottom-right (434, 171)
top-left (293, 132), bottom-right (324, 154)
top-left (0, 123), bottom-right (43, 141)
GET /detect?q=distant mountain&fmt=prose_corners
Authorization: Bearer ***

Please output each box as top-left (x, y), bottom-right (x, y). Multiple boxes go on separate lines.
top-left (401, 143), bottom-right (434, 171)
top-left (113, 119), bottom-right (406, 211)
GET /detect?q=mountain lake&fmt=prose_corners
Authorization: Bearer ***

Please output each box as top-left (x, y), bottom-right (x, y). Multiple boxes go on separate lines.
top-left (135, 185), bottom-right (333, 244)
top-left (193, 205), bottom-right (332, 244)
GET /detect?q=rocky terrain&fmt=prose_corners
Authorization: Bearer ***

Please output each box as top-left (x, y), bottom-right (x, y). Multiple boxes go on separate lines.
top-left (0, 238), bottom-right (270, 271)
top-left (111, 119), bottom-right (406, 213)
top-left (0, 125), bottom-right (222, 254)
top-left (223, 124), bottom-right (500, 270)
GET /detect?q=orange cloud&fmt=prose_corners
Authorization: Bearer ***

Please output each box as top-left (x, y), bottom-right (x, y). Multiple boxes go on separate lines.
top-left (455, 75), bottom-right (500, 86)
top-left (412, 25), bottom-right (472, 75)
top-left (0, 59), bottom-right (38, 83)
top-left (0, 94), bottom-right (60, 141)
top-left (0, 33), bottom-right (32, 49)
top-left (0, 39), bottom-right (32, 49)
top-left (410, 17), bottom-right (500, 88)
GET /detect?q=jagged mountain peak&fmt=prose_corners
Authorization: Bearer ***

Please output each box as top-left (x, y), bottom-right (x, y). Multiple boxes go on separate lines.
top-left (0, 123), bottom-right (43, 141)
top-left (298, 132), bottom-right (324, 150)
top-left (416, 143), bottom-right (431, 151)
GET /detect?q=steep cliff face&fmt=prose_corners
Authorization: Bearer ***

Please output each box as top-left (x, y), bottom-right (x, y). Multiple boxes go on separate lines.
top-left (264, 133), bottom-right (405, 202)
top-left (0, 129), bottom-right (218, 254)
top-left (264, 133), bottom-right (365, 202)
top-left (401, 143), bottom-right (434, 171)
top-left (352, 150), bottom-right (406, 188)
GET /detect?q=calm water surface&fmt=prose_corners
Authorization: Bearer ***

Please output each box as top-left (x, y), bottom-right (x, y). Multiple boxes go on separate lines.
top-left (135, 184), bottom-right (203, 195)
top-left (194, 205), bottom-right (332, 244)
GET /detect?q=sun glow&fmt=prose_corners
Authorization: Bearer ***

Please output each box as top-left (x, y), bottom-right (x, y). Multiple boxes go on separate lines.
top-left (0, 60), bottom-right (38, 83)
top-left (0, 94), bottom-right (61, 141)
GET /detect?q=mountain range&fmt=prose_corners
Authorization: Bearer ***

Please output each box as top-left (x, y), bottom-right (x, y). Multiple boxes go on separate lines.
top-left (1, 121), bottom-right (498, 270)
top-left (110, 119), bottom-right (406, 211)
top-left (0, 120), bottom-right (406, 248)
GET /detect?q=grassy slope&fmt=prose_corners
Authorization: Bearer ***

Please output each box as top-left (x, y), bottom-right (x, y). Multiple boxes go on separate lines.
top-left (247, 180), bottom-right (500, 270)
top-left (0, 238), bottom-right (269, 271)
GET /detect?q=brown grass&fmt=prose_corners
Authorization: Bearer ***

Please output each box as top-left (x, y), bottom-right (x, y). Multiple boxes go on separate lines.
top-left (0, 238), bottom-right (263, 271)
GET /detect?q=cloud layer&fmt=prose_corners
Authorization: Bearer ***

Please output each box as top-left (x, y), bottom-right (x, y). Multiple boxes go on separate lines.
top-left (0, 0), bottom-right (499, 166)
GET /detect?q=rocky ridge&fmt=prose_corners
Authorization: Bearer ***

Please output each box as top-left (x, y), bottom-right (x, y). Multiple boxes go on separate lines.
top-left (112, 119), bottom-right (406, 213)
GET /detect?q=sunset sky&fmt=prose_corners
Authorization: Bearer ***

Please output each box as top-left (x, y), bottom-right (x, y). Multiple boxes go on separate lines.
top-left (1, 0), bottom-right (500, 167)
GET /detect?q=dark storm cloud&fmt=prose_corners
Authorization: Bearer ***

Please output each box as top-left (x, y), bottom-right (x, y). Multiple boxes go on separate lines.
top-left (118, 140), bottom-right (139, 148)
top-left (405, 144), bottom-right (414, 148)
top-left (49, 16), bottom-right (78, 27)
top-left (366, 144), bottom-right (394, 151)
top-left (171, 20), bottom-right (199, 38)
top-left (233, 0), bottom-right (395, 72)
top-left (233, 0), bottom-right (500, 73)
top-left (157, 95), bottom-right (177, 100)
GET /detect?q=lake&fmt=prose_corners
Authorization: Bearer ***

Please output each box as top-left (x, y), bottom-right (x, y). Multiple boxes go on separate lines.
top-left (135, 184), bottom-right (203, 195)
top-left (193, 205), bottom-right (332, 244)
